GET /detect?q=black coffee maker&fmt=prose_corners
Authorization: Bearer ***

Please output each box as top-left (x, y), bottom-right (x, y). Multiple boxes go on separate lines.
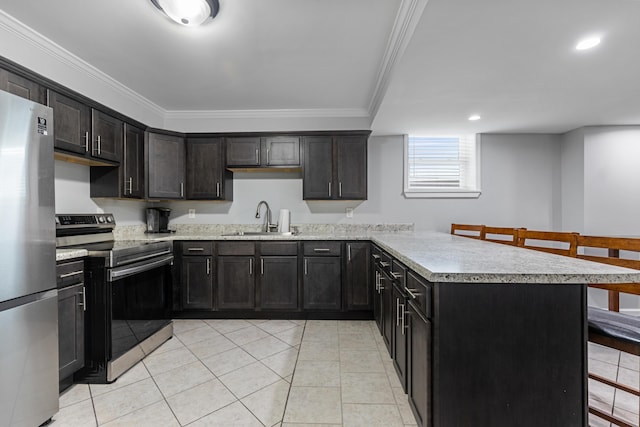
top-left (146, 207), bottom-right (172, 233)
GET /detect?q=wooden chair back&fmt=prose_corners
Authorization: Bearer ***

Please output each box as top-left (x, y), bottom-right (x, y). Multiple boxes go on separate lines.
top-left (450, 223), bottom-right (485, 240)
top-left (483, 226), bottom-right (521, 246)
top-left (516, 229), bottom-right (578, 257)
top-left (576, 235), bottom-right (640, 311)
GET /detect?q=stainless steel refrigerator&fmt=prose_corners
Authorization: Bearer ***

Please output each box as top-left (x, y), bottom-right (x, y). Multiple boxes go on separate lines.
top-left (0, 90), bottom-right (58, 427)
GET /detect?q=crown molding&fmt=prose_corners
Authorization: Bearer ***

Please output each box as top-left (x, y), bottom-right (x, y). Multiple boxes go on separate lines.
top-left (367, 0), bottom-right (430, 122)
top-left (165, 107), bottom-right (370, 120)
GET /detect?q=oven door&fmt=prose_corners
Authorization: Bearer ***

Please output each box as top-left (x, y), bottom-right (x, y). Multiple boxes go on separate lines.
top-left (108, 254), bottom-right (173, 365)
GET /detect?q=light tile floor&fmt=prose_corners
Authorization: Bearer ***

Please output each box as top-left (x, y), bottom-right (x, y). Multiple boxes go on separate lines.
top-left (52, 319), bottom-right (415, 426)
top-left (52, 320), bottom-right (637, 426)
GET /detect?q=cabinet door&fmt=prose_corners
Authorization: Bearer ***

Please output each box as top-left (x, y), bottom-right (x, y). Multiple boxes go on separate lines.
top-left (186, 138), bottom-right (224, 199)
top-left (123, 124), bottom-right (145, 198)
top-left (260, 256), bottom-right (298, 310)
top-left (381, 271), bottom-right (393, 351)
top-left (0, 68), bottom-right (46, 104)
top-left (217, 256), bottom-right (255, 309)
top-left (336, 135), bottom-right (367, 200)
top-left (392, 284), bottom-right (408, 391)
top-left (58, 283), bottom-right (85, 380)
top-left (226, 137), bottom-right (261, 166)
top-left (303, 256), bottom-right (341, 310)
top-left (373, 266), bottom-right (383, 334)
top-left (181, 256), bottom-right (213, 310)
top-left (91, 110), bottom-right (122, 163)
top-left (264, 136), bottom-right (300, 166)
top-left (303, 136), bottom-right (334, 199)
top-left (407, 302), bottom-right (431, 427)
top-left (345, 242), bottom-right (371, 311)
top-left (49, 90), bottom-right (91, 155)
top-left (146, 132), bottom-right (185, 199)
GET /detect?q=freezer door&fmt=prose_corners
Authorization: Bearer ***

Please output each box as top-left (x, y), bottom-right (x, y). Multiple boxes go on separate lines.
top-left (0, 90), bottom-right (55, 301)
top-left (0, 290), bottom-right (59, 427)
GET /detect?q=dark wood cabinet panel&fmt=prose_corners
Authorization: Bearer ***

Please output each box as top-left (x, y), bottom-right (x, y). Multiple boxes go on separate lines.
top-left (303, 256), bottom-right (341, 310)
top-left (49, 90), bottom-right (91, 156)
top-left (186, 137), bottom-right (232, 200)
top-left (58, 283), bottom-right (85, 381)
top-left (122, 124), bottom-right (145, 198)
top-left (217, 256), bottom-right (255, 309)
top-left (336, 136), bottom-right (367, 200)
top-left (181, 256), bottom-right (213, 310)
top-left (392, 283), bottom-right (408, 391)
top-left (0, 68), bottom-right (46, 104)
top-left (226, 137), bottom-right (261, 167)
top-left (381, 271), bottom-right (393, 351)
top-left (303, 136), bottom-right (333, 199)
top-left (345, 242), bottom-right (372, 311)
top-left (146, 132), bottom-right (185, 199)
top-left (407, 301), bottom-right (431, 427)
top-left (373, 265), bottom-right (383, 334)
top-left (91, 109), bottom-right (122, 163)
top-left (264, 136), bottom-right (300, 166)
top-left (259, 257), bottom-right (298, 310)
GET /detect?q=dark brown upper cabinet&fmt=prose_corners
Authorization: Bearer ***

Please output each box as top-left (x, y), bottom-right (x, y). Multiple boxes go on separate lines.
top-left (302, 134), bottom-right (367, 200)
top-left (90, 123), bottom-right (144, 199)
top-left (146, 132), bottom-right (186, 200)
top-left (186, 137), bottom-right (233, 200)
top-left (0, 68), bottom-right (46, 104)
top-left (226, 136), bottom-right (301, 168)
top-left (91, 110), bottom-right (122, 163)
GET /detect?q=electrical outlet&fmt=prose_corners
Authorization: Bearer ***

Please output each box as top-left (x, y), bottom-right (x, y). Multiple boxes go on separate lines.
top-left (346, 208), bottom-right (354, 218)
top-left (188, 209), bottom-right (196, 219)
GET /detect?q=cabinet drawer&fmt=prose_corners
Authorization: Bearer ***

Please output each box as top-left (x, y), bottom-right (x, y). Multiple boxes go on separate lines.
top-left (391, 260), bottom-right (407, 287)
top-left (406, 271), bottom-right (432, 319)
top-left (261, 241), bottom-right (298, 256)
top-left (181, 241), bottom-right (213, 256)
top-left (303, 241), bottom-right (341, 256)
top-left (380, 252), bottom-right (392, 271)
top-left (56, 260), bottom-right (84, 288)
top-left (218, 241), bottom-right (256, 256)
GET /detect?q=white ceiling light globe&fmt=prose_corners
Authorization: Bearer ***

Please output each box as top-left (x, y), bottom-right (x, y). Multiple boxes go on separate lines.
top-left (157, 0), bottom-right (212, 26)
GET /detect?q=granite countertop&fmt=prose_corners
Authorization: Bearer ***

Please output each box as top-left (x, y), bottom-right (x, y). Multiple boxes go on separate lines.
top-left (117, 230), bottom-right (640, 285)
top-left (56, 248), bottom-right (88, 261)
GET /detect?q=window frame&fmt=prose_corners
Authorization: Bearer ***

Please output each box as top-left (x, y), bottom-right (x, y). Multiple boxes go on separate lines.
top-left (403, 134), bottom-right (482, 199)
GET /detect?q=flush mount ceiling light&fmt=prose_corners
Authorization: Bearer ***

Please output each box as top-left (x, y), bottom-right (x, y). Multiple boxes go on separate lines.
top-left (151, 0), bottom-right (220, 27)
top-left (468, 115), bottom-right (481, 121)
top-left (575, 36), bottom-right (601, 51)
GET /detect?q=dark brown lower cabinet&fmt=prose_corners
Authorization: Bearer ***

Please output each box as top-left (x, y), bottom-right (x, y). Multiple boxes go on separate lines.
top-left (381, 270), bottom-right (393, 351)
top-left (345, 242), bottom-right (371, 311)
top-left (217, 256), bottom-right (255, 309)
top-left (58, 283), bottom-right (85, 386)
top-left (303, 256), bottom-right (341, 310)
top-left (392, 283), bottom-right (408, 391)
top-left (373, 265), bottom-right (383, 333)
top-left (259, 256), bottom-right (298, 310)
top-left (407, 300), bottom-right (431, 427)
top-left (181, 256), bottom-right (213, 310)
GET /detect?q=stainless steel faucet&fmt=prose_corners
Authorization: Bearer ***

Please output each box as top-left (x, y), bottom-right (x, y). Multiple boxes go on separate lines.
top-left (255, 200), bottom-right (275, 232)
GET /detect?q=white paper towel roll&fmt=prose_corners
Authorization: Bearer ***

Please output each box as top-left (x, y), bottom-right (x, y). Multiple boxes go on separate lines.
top-left (277, 209), bottom-right (290, 232)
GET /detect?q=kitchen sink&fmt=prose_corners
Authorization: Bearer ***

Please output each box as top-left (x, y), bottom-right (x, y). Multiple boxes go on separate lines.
top-left (222, 231), bottom-right (296, 236)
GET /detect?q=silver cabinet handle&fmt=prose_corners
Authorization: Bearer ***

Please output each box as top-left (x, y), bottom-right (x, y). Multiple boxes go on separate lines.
top-left (391, 272), bottom-right (402, 279)
top-left (314, 248), bottom-right (331, 253)
top-left (97, 135), bottom-right (101, 155)
top-left (380, 261), bottom-right (390, 268)
top-left (216, 182), bottom-right (220, 198)
top-left (180, 182), bottom-right (184, 198)
top-left (304, 259), bottom-right (308, 275)
top-left (129, 177), bottom-right (133, 194)
top-left (405, 287), bottom-right (420, 299)
top-left (267, 147), bottom-right (270, 164)
top-left (206, 258), bottom-right (211, 275)
top-left (249, 258), bottom-right (253, 276)
top-left (372, 254), bottom-right (381, 260)
top-left (261, 258), bottom-right (264, 275)
top-left (378, 274), bottom-right (385, 291)
top-left (78, 286), bottom-right (86, 312)
top-left (401, 305), bottom-right (407, 333)
top-left (84, 131), bottom-right (89, 152)
top-left (187, 247), bottom-right (205, 252)
top-left (339, 182), bottom-right (342, 198)
top-left (347, 244), bottom-right (352, 262)
top-left (328, 182), bottom-right (332, 197)
top-left (396, 298), bottom-right (401, 326)
top-left (255, 148), bottom-right (259, 163)
top-left (59, 270), bottom-right (83, 279)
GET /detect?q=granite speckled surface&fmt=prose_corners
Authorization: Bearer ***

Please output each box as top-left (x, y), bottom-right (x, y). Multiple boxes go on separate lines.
top-left (56, 249), bottom-right (88, 261)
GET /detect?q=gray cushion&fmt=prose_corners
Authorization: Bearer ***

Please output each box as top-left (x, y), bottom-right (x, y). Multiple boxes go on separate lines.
top-left (588, 306), bottom-right (640, 347)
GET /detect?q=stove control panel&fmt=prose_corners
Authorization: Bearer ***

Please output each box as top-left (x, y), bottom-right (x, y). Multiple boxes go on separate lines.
top-left (56, 214), bottom-right (116, 229)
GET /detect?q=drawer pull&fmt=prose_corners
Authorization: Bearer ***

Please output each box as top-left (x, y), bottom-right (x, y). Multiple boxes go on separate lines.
top-left (187, 247), bottom-right (205, 252)
top-left (380, 261), bottom-right (390, 268)
top-left (313, 248), bottom-right (331, 253)
top-left (405, 287), bottom-right (420, 299)
top-left (59, 270), bottom-right (83, 279)
top-left (391, 272), bottom-right (402, 279)
top-left (372, 254), bottom-right (381, 260)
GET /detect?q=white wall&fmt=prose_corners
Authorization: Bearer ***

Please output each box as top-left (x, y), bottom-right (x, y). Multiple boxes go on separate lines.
top-left (560, 128), bottom-right (585, 232)
top-left (55, 133), bottom-right (562, 231)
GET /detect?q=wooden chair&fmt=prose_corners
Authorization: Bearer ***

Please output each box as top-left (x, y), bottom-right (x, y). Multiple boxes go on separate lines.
top-left (483, 226), bottom-right (521, 246)
top-left (450, 223), bottom-right (485, 240)
top-left (516, 229), bottom-right (578, 257)
top-left (577, 235), bottom-right (640, 427)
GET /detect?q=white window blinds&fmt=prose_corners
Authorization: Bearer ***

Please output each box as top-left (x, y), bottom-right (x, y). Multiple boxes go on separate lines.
top-left (404, 135), bottom-right (481, 198)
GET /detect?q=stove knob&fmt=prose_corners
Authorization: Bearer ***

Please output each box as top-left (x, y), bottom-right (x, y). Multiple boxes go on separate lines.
top-left (106, 216), bottom-right (114, 223)
top-left (98, 216), bottom-right (106, 223)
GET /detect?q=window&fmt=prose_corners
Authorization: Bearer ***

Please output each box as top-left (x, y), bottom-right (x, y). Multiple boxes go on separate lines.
top-left (403, 134), bottom-right (481, 198)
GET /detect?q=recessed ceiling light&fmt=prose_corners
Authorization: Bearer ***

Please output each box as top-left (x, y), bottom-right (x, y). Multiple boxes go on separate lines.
top-left (468, 115), bottom-right (481, 121)
top-left (575, 36), bottom-right (601, 51)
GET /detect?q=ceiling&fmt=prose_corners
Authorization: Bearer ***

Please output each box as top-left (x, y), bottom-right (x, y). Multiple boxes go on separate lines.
top-left (1, 0), bottom-right (639, 135)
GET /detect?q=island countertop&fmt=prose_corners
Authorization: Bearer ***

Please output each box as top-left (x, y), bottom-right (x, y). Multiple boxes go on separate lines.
top-left (121, 230), bottom-right (640, 285)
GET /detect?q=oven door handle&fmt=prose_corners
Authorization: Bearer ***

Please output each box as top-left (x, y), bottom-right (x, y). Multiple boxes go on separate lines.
top-left (114, 249), bottom-right (172, 266)
top-left (108, 254), bottom-right (174, 281)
